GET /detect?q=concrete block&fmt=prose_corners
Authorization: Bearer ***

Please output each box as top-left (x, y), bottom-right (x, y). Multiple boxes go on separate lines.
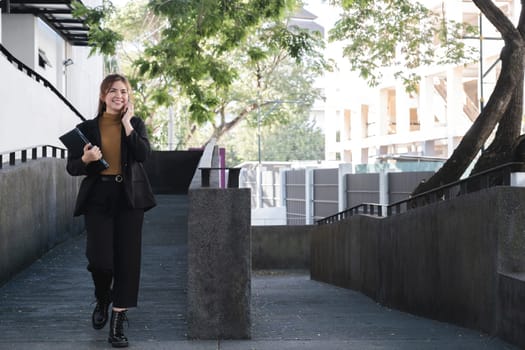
top-left (187, 188), bottom-right (251, 339)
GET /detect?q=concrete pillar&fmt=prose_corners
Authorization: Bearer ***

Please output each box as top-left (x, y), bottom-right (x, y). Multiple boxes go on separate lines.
top-left (379, 163), bottom-right (389, 216)
top-left (305, 168), bottom-right (314, 225)
top-left (418, 75), bottom-right (434, 133)
top-left (378, 89), bottom-right (389, 136)
top-left (446, 66), bottom-right (463, 157)
top-left (424, 140), bottom-right (436, 156)
top-left (395, 81), bottom-right (410, 135)
top-left (279, 168), bottom-right (287, 207)
top-left (187, 188), bottom-right (251, 339)
top-left (256, 164), bottom-right (263, 208)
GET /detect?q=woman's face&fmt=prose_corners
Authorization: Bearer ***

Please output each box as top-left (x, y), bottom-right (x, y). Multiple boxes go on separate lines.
top-left (102, 80), bottom-right (129, 114)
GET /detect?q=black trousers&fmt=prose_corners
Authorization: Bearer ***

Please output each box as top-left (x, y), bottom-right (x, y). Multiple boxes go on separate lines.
top-left (84, 178), bottom-right (144, 308)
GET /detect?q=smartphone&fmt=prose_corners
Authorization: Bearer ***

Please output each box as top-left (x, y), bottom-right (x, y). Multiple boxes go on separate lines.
top-left (121, 100), bottom-right (130, 117)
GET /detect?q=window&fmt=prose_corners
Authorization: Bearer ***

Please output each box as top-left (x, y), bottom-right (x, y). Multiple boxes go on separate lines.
top-left (410, 108), bottom-right (420, 131)
top-left (38, 49), bottom-right (52, 69)
top-left (387, 89), bottom-right (396, 134)
top-left (344, 109), bottom-right (351, 140)
top-left (361, 104), bottom-right (371, 137)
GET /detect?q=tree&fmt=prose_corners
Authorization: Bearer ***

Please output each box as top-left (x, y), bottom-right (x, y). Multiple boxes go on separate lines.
top-left (261, 112), bottom-right (325, 162)
top-left (220, 110), bottom-right (325, 166)
top-left (195, 22), bottom-right (326, 146)
top-left (329, 0), bottom-right (476, 93)
top-left (328, 0), bottom-right (525, 195)
top-left (176, 45), bottom-right (324, 152)
top-left (73, 0), bottom-right (328, 149)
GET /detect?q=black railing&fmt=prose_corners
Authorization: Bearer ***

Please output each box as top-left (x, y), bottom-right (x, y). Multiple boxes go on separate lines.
top-left (317, 162), bottom-right (525, 225)
top-left (0, 145), bottom-right (67, 169)
top-left (199, 167), bottom-right (241, 188)
top-left (0, 43), bottom-right (85, 121)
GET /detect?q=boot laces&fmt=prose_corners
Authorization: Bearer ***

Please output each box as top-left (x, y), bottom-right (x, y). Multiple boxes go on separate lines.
top-left (114, 310), bottom-right (129, 335)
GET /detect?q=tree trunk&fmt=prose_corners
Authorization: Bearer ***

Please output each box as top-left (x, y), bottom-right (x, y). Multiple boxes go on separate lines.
top-left (411, 1), bottom-right (525, 195)
top-left (470, 0), bottom-right (525, 174)
top-left (470, 79), bottom-right (524, 174)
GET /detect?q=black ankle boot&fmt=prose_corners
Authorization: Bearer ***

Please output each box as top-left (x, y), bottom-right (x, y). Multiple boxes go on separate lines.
top-left (108, 310), bottom-right (129, 348)
top-left (90, 268), bottom-right (113, 330)
top-left (92, 295), bottom-right (111, 330)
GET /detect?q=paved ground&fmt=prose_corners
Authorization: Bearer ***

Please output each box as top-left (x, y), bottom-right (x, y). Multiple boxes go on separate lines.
top-left (0, 195), bottom-right (518, 349)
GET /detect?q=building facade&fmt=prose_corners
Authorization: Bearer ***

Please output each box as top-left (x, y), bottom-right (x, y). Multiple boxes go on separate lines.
top-left (317, 0), bottom-right (518, 165)
top-left (0, 0), bottom-right (104, 153)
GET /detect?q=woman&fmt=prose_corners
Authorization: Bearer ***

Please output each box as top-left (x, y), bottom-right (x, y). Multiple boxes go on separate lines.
top-left (66, 73), bottom-right (156, 348)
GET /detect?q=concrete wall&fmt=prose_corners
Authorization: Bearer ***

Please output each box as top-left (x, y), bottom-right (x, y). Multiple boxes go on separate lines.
top-left (252, 225), bottom-right (313, 270)
top-left (0, 158), bottom-right (83, 286)
top-left (311, 186), bottom-right (525, 348)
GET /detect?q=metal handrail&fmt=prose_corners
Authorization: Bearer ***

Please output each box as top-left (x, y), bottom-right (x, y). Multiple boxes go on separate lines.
top-left (317, 162), bottom-right (525, 225)
top-left (199, 167), bottom-right (242, 188)
top-left (0, 145), bottom-right (67, 169)
top-left (0, 43), bottom-right (85, 121)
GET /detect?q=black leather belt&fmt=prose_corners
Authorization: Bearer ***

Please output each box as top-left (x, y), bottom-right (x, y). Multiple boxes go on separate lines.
top-left (99, 174), bottom-right (123, 183)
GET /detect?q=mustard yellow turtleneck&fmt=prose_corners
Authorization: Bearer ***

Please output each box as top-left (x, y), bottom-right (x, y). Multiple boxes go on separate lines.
top-left (99, 112), bottom-right (122, 175)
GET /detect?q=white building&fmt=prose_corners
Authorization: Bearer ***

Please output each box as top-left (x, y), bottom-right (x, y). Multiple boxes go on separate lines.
top-left (243, 1), bottom-right (519, 224)
top-left (0, 0), bottom-right (104, 153)
top-left (311, 0), bottom-right (517, 165)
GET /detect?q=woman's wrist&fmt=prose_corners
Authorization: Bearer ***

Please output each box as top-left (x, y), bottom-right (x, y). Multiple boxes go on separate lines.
top-left (123, 121), bottom-right (134, 136)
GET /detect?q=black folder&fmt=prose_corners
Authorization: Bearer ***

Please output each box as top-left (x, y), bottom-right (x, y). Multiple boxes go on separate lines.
top-left (59, 128), bottom-right (109, 169)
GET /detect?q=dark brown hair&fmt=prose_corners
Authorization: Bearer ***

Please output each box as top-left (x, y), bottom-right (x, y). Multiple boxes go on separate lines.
top-left (97, 73), bottom-right (134, 116)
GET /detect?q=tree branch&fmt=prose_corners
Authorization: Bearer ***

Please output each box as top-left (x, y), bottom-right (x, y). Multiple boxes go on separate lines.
top-left (472, 0), bottom-right (521, 44)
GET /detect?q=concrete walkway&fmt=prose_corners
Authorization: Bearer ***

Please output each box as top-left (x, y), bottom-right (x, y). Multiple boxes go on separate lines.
top-left (0, 195), bottom-right (518, 349)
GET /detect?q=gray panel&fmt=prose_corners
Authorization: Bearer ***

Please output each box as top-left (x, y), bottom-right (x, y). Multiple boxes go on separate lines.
top-left (313, 168), bottom-right (339, 219)
top-left (314, 184), bottom-right (338, 200)
top-left (314, 168), bottom-right (338, 183)
top-left (285, 169), bottom-right (307, 225)
top-left (286, 184), bottom-right (306, 199)
top-left (286, 169), bottom-right (306, 184)
top-left (389, 171), bottom-right (434, 203)
top-left (314, 201), bottom-right (339, 218)
top-left (345, 173), bottom-right (380, 208)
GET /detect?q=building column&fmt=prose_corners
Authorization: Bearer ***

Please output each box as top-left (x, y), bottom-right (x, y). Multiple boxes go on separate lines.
top-left (446, 66), bottom-right (463, 157)
top-left (338, 163), bottom-right (353, 212)
top-left (305, 168), bottom-right (314, 225)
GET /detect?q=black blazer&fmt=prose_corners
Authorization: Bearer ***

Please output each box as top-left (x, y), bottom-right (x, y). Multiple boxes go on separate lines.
top-left (66, 115), bottom-right (156, 217)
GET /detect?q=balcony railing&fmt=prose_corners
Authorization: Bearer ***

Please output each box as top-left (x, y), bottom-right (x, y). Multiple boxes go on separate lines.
top-left (0, 145), bottom-right (66, 169)
top-left (317, 162), bottom-right (525, 225)
top-left (0, 44), bottom-right (85, 121)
